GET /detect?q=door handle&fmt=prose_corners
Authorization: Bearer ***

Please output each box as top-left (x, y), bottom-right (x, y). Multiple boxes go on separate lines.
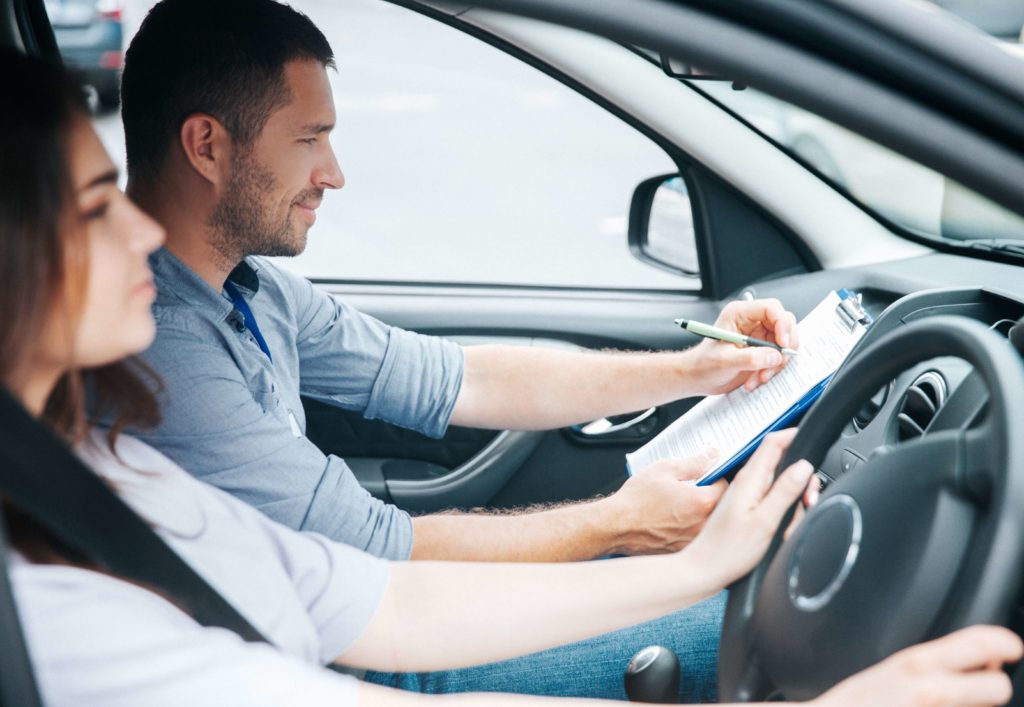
top-left (577, 407), bottom-right (657, 436)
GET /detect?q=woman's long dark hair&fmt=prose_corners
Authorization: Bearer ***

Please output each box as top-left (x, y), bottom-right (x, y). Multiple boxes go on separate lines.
top-left (0, 49), bottom-right (162, 561)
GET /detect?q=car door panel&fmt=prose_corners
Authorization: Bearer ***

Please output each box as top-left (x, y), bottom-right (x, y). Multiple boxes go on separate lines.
top-left (305, 251), bottom-right (1024, 513)
top-left (306, 334), bottom-right (643, 512)
top-left (302, 286), bottom-right (761, 512)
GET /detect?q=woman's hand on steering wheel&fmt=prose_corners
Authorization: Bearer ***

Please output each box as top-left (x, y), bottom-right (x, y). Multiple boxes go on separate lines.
top-left (814, 625), bottom-right (1022, 707)
top-left (683, 428), bottom-right (815, 588)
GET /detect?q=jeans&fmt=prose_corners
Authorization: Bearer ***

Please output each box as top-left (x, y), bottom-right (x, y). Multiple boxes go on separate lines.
top-left (364, 591), bottom-right (725, 702)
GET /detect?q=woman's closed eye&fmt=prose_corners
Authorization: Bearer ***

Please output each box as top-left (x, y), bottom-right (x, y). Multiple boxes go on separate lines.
top-left (82, 202), bottom-right (109, 221)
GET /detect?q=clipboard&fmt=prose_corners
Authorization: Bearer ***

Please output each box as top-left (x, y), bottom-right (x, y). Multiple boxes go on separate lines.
top-left (835, 288), bottom-right (872, 333)
top-left (625, 289), bottom-right (872, 485)
top-left (692, 375), bottom-right (832, 485)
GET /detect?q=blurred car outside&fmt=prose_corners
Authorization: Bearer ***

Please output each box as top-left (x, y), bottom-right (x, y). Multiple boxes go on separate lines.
top-left (45, 0), bottom-right (124, 109)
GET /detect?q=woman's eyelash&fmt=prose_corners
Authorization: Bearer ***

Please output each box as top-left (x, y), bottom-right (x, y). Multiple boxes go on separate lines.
top-left (84, 204), bottom-right (108, 220)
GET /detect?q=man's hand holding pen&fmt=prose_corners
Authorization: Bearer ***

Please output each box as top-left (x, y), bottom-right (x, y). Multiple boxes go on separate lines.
top-left (679, 298), bottom-right (800, 395)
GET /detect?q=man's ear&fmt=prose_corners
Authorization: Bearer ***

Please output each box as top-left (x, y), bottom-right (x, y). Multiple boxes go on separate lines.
top-left (179, 113), bottom-right (233, 187)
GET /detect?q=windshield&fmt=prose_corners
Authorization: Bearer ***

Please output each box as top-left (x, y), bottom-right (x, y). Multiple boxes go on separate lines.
top-left (679, 3), bottom-right (1024, 246)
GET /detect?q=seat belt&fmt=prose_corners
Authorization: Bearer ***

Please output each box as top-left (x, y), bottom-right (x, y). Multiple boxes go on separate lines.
top-left (0, 386), bottom-right (270, 651)
top-left (0, 503), bottom-right (42, 707)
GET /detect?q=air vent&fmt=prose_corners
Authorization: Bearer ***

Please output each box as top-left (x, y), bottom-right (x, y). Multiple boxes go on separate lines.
top-left (896, 371), bottom-right (947, 441)
top-left (852, 383), bottom-right (891, 431)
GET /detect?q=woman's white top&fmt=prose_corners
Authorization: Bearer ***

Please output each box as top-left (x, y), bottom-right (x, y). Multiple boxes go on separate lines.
top-left (8, 431), bottom-right (391, 706)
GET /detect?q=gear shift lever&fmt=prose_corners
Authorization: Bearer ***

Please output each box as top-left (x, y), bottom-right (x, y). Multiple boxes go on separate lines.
top-left (624, 645), bottom-right (680, 703)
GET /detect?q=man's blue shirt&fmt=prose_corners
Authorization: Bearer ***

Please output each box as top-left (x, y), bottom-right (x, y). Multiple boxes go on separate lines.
top-left (135, 248), bottom-right (464, 560)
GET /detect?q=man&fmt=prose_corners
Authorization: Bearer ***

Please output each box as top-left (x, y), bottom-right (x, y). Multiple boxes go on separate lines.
top-left (118, 0), bottom-right (801, 700)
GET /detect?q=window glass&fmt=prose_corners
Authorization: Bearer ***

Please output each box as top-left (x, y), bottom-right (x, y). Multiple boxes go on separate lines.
top-left (283, 0), bottom-right (689, 288)
top-left (697, 81), bottom-right (1024, 244)
top-left (44, 0), bottom-right (132, 180)
top-left (50, 0), bottom-right (694, 290)
top-left (684, 0), bottom-right (1024, 245)
top-left (45, 0), bottom-right (125, 110)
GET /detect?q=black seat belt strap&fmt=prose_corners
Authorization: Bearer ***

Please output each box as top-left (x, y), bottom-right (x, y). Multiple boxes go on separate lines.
top-left (0, 387), bottom-right (269, 645)
top-left (0, 504), bottom-right (42, 707)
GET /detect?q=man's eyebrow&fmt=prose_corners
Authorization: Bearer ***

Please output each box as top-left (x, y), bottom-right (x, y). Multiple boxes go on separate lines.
top-left (298, 122), bottom-right (335, 135)
top-left (80, 168), bottom-right (120, 190)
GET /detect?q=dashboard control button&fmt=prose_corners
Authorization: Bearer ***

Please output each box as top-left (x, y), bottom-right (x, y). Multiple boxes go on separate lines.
top-left (840, 448), bottom-right (865, 474)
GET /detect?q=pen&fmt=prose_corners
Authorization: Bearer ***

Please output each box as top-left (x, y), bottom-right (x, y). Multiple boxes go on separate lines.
top-left (674, 318), bottom-right (799, 356)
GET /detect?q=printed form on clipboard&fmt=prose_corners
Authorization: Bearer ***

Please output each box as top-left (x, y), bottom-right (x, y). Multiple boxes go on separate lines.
top-left (626, 289), bottom-right (872, 486)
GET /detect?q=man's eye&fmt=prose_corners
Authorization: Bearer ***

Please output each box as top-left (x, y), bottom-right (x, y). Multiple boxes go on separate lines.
top-left (300, 137), bottom-right (317, 145)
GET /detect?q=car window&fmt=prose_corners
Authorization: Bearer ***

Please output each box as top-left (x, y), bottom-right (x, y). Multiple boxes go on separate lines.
top-left (932, 0), bottom-right (1024, 39)
top-left (45, 0), bottom-right (124, 110)
top-left (283, 0), bottom-right (688, 289)
top-left (682, 0), bottom-right (1024, 246)
top-left (50, 0), bottom-right (694, 291)
top-left (696, 81), bottom-right (1024, 245)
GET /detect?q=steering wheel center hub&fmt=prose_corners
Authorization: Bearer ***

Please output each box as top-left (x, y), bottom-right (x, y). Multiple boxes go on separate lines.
top-left (787, 494), bottom-right (862, 612)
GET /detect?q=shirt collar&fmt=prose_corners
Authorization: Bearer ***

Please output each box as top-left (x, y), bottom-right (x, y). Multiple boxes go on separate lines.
top-left (227, 259), bottom-right (261, 295)
top-left (151, 247), bottom-right (261, 317)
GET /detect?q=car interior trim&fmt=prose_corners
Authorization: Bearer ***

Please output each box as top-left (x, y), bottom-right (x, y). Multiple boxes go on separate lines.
top-left (443, 0), bottom-right (1024, 220)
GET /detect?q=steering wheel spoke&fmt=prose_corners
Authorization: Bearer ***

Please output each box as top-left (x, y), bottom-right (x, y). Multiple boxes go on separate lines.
top-left (862, 430), bottom-right (966, 496)
top-left (960, 424), bottom-right (1001, 505)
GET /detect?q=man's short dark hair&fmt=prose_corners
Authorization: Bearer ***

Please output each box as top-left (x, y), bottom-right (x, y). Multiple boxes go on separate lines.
top-left (121, 0), bottom-right (334, 186)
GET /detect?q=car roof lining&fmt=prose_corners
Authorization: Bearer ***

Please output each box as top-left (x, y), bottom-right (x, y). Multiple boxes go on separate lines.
top-left (759, 0), bottom-right (1024, 107)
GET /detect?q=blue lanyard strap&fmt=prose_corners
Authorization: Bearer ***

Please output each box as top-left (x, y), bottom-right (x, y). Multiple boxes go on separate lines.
top-left (223, 280), bottom-right (273, 363)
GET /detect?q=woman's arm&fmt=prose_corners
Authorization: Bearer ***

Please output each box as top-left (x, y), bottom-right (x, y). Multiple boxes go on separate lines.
top-left (339, 431), bottom-right (811, 673)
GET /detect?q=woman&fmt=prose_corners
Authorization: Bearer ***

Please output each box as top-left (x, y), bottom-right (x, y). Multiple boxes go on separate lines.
top-left (0, 49), bottom-right (1020, 706)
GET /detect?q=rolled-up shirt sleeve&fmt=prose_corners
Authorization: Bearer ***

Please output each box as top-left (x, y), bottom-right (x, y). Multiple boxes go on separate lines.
top-left (283, 270), bottom-right (464, 439)
top-left (136, 316), bottom-right (415, 560)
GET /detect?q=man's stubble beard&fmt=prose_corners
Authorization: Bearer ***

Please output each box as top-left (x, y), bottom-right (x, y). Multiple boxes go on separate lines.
top-left (209, 150), bottom-right (307, 266)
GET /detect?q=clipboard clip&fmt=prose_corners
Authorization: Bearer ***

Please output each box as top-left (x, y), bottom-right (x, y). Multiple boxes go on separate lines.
top-left (836, 290), bottom-right (870, 332)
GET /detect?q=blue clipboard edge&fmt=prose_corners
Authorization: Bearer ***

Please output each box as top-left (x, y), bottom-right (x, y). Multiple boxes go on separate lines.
top-left (624, 289), bottom-right (874, 482)
top-left (692, 375), bottom-right (832, 486)
top-left (623, 375), bottom-right (832, 482)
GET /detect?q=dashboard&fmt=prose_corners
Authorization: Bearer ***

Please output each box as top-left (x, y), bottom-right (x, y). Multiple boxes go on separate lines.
top-left (813, 286), bottom-right (1024, 490)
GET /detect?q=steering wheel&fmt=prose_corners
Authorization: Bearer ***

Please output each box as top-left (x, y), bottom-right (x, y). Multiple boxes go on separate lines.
top-left (717, 316), bottom-right (1024, 701)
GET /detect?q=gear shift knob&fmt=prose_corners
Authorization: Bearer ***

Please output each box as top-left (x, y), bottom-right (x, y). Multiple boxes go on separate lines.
top-left (624, 645), bottom-right (680, 703)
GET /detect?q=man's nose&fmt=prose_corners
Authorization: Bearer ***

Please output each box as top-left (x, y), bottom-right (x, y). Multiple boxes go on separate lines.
top-left (314, 148), bottom-right (345, 190)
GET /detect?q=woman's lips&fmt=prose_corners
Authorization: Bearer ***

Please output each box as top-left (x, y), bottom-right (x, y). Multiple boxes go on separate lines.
top-left (133, 277), bottom-right (156, 301)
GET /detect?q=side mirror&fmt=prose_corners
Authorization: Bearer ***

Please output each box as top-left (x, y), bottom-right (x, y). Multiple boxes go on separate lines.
top-left (628, 174), bottom-right (700, 277)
